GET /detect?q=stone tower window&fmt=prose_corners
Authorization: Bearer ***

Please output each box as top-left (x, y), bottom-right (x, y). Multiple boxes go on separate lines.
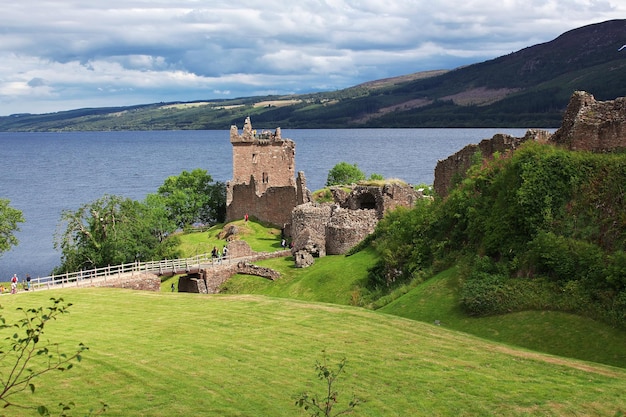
top-left (252, 153), bottom-right (258, 164)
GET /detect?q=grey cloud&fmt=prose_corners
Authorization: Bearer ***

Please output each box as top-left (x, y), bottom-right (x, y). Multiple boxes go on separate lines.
top-left (0, 0), bottom-right (624, 115)
top-left (27, 77), bottom-right (46, 87)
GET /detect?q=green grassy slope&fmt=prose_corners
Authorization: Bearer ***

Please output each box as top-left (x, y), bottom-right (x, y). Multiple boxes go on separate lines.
top-left (1, 289), bottom-right (625, 417)
top-left (178, 220), bottom-right (626, 369)
top-left (379, 268), bottom-right (626, 369)
top-left (220, 248), bottom-right (376, 305)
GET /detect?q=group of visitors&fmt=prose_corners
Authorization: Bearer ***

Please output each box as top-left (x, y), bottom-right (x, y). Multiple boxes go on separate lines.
top-left (2, 274), bottom-right (32, 294)
top-left (211, 245), bottom-right (228, 263)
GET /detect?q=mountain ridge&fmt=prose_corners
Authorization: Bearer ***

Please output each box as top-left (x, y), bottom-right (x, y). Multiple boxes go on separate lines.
top-left (2, 19), bottom-right (626, 131)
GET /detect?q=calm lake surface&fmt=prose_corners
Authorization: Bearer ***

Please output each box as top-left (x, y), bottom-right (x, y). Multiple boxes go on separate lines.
top-left (0, 128), bottom-right (533, 279)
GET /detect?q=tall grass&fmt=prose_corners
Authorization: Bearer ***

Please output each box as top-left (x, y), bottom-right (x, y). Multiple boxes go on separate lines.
top-left (1, 289), bottom-right (625, 416)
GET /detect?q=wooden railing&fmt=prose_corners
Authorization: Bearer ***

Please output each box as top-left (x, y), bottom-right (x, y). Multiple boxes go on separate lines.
top-left (28, 252), bottom-right (233, 291)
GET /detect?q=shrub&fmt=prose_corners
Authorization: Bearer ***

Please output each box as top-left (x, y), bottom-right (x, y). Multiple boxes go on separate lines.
top-left (326, 162), bottom-right (365, 186)
top-left (526, 231), bottom-right (604, 284)
top-left (460, 272), bottom-right (510, 316)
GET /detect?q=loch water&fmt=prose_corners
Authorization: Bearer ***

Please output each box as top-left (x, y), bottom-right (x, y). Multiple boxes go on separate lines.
top-left (0, 128), bottom-right (532, 279)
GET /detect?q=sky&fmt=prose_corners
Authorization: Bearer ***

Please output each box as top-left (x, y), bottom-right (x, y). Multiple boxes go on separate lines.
top-left (0, 1), bottom-right (624, 116)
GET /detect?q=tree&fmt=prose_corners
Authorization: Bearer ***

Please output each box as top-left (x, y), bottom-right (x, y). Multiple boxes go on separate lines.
top-left (54, 195), bottom-right (180, 273)
top-left (0, 198), bottom-right (24, 256)
top-left (326, 163), bottom-right (366, 187)
top-left (0, 297), bottom-right (107, 416)
top-left (156, 168), bottom-right (226, 228)
top-left (295, 351), bottom-right (361, 417)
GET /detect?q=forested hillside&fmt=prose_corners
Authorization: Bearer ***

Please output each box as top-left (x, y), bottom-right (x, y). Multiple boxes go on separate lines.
top-left (1, 20), bottom-right (626, 131)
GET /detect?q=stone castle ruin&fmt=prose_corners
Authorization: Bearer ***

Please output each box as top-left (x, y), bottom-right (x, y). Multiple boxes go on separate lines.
top-left (433, 91), bottom-right (626, 198)
top-left (290, 184), bottom-right (420, 267)
top-left (225, 117), bottom-right (421, 267)
top-left (226, 91), bottom-right (626, 269)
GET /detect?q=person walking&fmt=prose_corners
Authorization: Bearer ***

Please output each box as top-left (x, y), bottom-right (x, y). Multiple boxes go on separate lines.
top-left (10, 274), bottom-right (18, 294)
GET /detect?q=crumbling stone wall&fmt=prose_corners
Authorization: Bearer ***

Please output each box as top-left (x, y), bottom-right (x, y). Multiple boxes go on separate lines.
top-left (434, 91), bottom-right (626, 198)
top-left (227, 178), bottom-right (299, 227)
top-left (99, 273), bottom-right (161, 291)
top-left (337, 184), bottom-right (419, 219)
top-left (550, 91), bottom-right (626, 152)
top-left (291, 203), bottom-right (333, 244)
top-left (433, 129), bottom-right (551, 197)
top-left (290, 183), bottom-right (420, 264)
top-left (326, 208), bottom-right (378, 255)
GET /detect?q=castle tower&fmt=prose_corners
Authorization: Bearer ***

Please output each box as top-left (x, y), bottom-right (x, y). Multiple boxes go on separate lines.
top-left (229, 116), bottom-right (295, 195)
top-left (226, 117), bottom-right (306, 227)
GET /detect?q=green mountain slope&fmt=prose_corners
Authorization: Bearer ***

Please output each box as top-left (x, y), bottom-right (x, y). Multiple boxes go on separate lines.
top-left (2, 20), bottom-right (626, 131)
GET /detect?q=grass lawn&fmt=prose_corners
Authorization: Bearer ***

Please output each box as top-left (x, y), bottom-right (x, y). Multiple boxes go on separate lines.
top-left (1, 289), bottom-right (625, 416)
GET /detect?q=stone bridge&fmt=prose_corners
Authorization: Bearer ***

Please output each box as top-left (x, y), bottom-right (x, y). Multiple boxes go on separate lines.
top-left (177, 248), bottom-right (290, 294)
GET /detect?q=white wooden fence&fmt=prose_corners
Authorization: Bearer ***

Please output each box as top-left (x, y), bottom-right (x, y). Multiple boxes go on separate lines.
top-left (27, 252), bottom-right (232, 291)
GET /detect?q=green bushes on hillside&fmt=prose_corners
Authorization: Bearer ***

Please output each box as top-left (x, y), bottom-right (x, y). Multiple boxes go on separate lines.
top-left (363, 141), bottom-right (626, 328)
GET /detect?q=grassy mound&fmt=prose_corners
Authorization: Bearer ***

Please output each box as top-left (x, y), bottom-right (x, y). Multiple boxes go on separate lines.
top-left (1, 290), bottom-right (625, 416)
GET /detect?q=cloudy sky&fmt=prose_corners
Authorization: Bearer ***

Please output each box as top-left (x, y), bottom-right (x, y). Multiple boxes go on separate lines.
top-left (0, 1), bottom-right (624, 116)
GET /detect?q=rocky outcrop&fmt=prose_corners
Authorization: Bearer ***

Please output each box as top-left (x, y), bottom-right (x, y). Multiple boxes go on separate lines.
top-left (224, 240), bottom-right (256, 258)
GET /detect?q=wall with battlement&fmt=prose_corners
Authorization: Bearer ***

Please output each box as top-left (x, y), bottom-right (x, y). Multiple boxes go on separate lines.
top-left (229, 116), bottom-right (295, 193)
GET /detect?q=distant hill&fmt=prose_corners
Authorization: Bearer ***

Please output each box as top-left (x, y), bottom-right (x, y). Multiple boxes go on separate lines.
top-left (1, 19), bottom-right (626, 131)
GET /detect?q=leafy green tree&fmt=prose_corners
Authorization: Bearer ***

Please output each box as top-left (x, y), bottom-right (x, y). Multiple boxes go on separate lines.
top-left (54, 195), bottom-right (180, 273)
top-left (0, 297), bottom-right (107, 416)
top-left (156, 168), bottom-right (226, 228)
top-left (0, 198), bottom-right (24, 255)
top-left (326, 162), bottom-right (365, 187)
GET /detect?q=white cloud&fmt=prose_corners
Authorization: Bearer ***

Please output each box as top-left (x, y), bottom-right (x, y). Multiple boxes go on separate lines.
top-left (0, 0), bottom-right (624, 115)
